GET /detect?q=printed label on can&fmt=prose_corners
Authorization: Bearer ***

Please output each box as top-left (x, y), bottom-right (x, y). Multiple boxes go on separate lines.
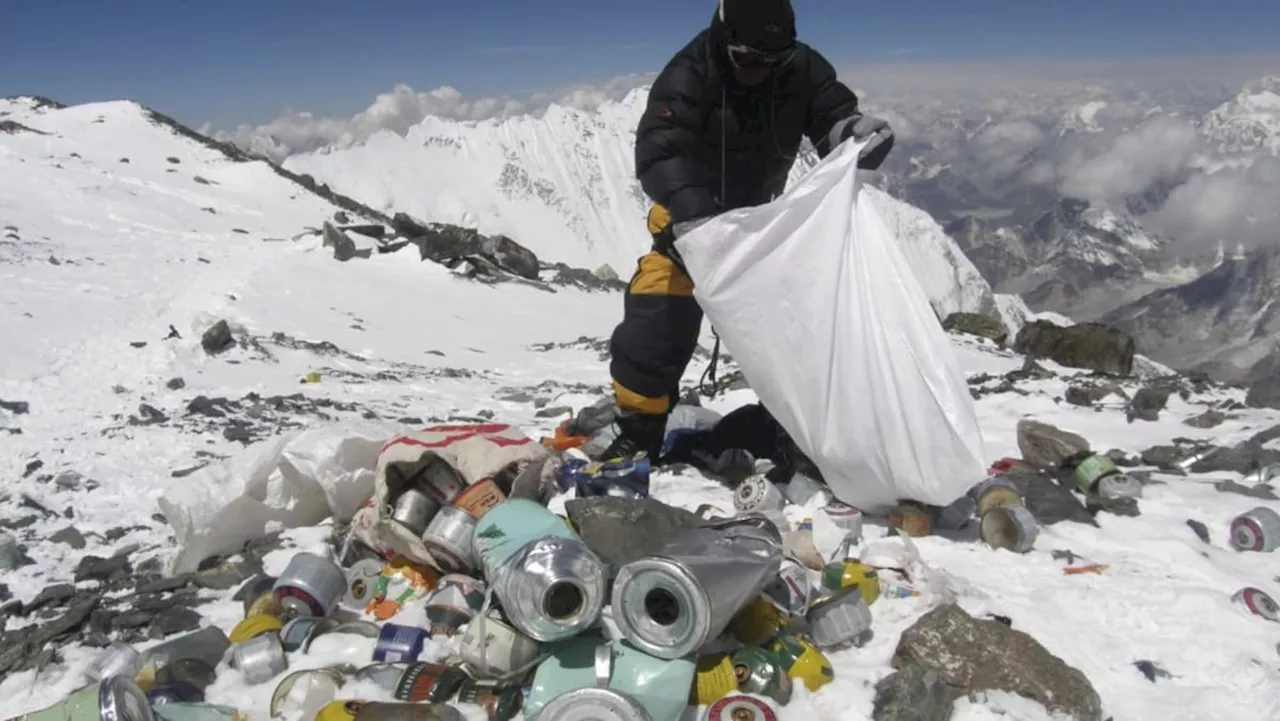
top-left (452, 479), bottom-right (506, 520)
top-left (706, 694), bottom-right (778, 721)
top-left (394, 663), bottom-right (466, 703)
top-left (274, 586), bottom-right (325, 617)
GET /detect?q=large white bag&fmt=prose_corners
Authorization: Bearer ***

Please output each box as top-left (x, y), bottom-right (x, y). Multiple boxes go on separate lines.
top-left (674, 139), bottom-right (987, 513)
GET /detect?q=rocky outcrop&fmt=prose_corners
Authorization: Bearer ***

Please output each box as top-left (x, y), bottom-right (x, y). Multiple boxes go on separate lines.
top-left (1014, 320), bottom-right (1136, 376)
top-left (942, 312), bottom-right (1008, 346)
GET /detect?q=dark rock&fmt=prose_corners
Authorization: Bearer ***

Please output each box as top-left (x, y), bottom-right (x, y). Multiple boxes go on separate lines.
top-left (186, 395), bottom-right (228, 418)
top-left (222, 424), bottom-right (253, 443)
top-left (891, 603), bottom-right (1102, 721)
top-left (334, 211), bottom-right (351, 224)
top-left (135, 557), bottom-right (163, 576)
top-left (322, 221), bottom-right (372, 262)
top-left (136, 573), bottom-right (195, 594)
top-left (1139, 445), bottom-right (1188, 471)
top-left (0, 585), bottom-right (8, 603)
top-left (1214, 480), bottom-right (1278, 500)
top-left (481, 234), bottom-right (540, 279)
top-left (0, 399), bottom-right (29, 415)
top-left (1005, 357), bottom-right (1053, 383)
top-left (53, 471), bottom-right (84, 490)
top-left (23, 584), bottom-right (76, 615)
top-left (130, 403), bottom-right (169, 426)
top-left (1245, 376), bottom-right (1280, 410)
top-left (166, 156), bottom-right (180, 164)
top-left (50, 526), bottom-right (86, 549)
top-left (149, 606), bottom-right (203, 639)
top-left (1064, 382), bottom-right (1126, 409)
top-left (1014, 321), bottom-right (1136, 376)
top-left (1086, 493), bottom-right (1140, 517)
top-left (171, 463), bottom-right (210, 478)
top-left (1133, 660), bottom-right (1172, 683)
top-left (194, 563), bottom-right (250, 590)
top-left (1105, 449), bottom-right (1139, 467)
top-left (542, 262), bottom-right (627, 292)
top-left (1001, 470), bottom-right (1097, 527)
top-left (498, 390), bottom-right (535, 404)
top-left (1188, 446), bottom-right (1274, 475)
top-left (872, 661), bottom-right (960, 721)
top-left (1127, 386), bottom-right (1171, 423)
top-left (564, 497), bottom-right (706, 573)
top-left (74, 554), bottom-right (133, 583)
top-left (167, 377), bottom-right (186, 390)
top-left (534, 405), bottom-right (573, 419)
top-left (192, 175), bottom-right (213, 185)
top-left (112, 609), bottom-right (153, 629)
top-left (390, 212), bottom-right (431, 237)
top-left (1186, 519), bottom-right (1210, 544)
top-left (1016, 420), bottom-right (1090, 470)
top-left (22, 460), bottom-right (43, 478)
top-left (200, 320), bottom-right (234, 355)
top-left (1184, 409), bottom-right (1228, 429)
top-left (942, 312), bottom-right (1008, 346)
top-left (340, 224), bottom-right (385, 240)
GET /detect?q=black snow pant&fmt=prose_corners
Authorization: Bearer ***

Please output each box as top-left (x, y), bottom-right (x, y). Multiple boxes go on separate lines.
top-left (608, 204), bottom-right (704, 416)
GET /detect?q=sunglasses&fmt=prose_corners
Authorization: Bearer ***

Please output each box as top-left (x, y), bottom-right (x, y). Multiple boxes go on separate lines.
top-left (727, 42), bottom-right (796, 70)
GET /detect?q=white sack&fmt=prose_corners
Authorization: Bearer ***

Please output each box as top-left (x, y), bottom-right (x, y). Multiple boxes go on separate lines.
top-left (674, 139), bottom-right (987, 513)
top-left (159, 421), bottom-right (401, 574)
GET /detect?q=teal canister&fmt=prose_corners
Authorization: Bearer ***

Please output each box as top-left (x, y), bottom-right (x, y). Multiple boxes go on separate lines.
top-left (472, 499), bottom-right (606, 643)
top-left (523, 637), bottom-right (695, 721)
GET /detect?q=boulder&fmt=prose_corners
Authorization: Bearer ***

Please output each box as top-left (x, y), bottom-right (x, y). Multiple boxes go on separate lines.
top-left (1016, 420), bottom-right (1090, 470)
top-left (1014, 320), bottom-right (1135, 376)
top-left (942, 312), bottom-right (1008, 346)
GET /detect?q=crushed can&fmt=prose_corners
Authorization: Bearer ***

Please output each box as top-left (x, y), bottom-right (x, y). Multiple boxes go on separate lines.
top-left (229, 614), bottom-right (284, 645)
top-left (730, 647), bottom-right (792, 706)
top-left (527, 636), bottom-right (694, 721)
top-left (532, 688), bottom-right (652, 721)
top-left (767, 633), bottom-right (834, 692)
top-left (15, 676), bottom-right (153, 721)
top-left (269, 667), bottom-right (346, 721)
top-left (458, 609), bottom-right (543, 679)
top-left (703, 694), bottom-right (780, 721)
top-left (472, 499), bottom-right (606, 642)
top-left (452, 478), bottom-right (507, 520)
top-left (1233, 587), bottom-right (1279, 622)
top-left (421, 505), bottom-right (478, 574)
top-left (454, 678), bottom-right (523, 721)
top-left (85, 641), bottom-right (142, 683)
top-left (979, 506), bottom-right (1039, 553)
top-left (391, 663), bottom-right (468, 703)
top-left (1071, 454), bottom-right (1141, 499)
top-left (734, 475), bottom-right (786, 515)
top-left (416, 456), bottom-right (470, 505)
top-left (273, 552), bottom-right (347, 618)
top-left (935, 494), bottom-right (977, 530)
top-left (351, 662), bottom-right (413, 694)
top-left (141, 627), bottom-right (230, 672)
top-left (690, 654), bottom-right (739, 706)
top-left (154, 658), bottom-right (218, 692)
top-left (146, 683), bottom-right (204, 705)
top-left (806, 586), bottom-right (873, 650)
top-left (231, 632), bottom-right (288, 685)
top-left (728, 595), bottom-right (787, 646)
top-left (1229, 506), bottom-right (1280, 553)
top-left (391, 489), bottom-right (440, 536)
top-left (762, 559), bottom-right (814, 616)
top-left (971, 476), bottom-right (1023, 517)
top-left (280, 616), bottom-right (341, 653)
top-left (555, 456), bottom-right (651, 499)
top-left (820, 561), bottom-right (881, 605)
top-left (373, 623), bottom-right (430, 663)
top-left (425, 574), bottom-right (486, 635)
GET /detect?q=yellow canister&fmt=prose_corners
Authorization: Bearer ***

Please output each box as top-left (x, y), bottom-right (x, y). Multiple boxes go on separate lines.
top-left (690, 653), bottom-right (739, 706)
top-left (820, 561), bottom-right (881, 606)
top-left (728, 596), bottom-right (787, 646)
top-left (315, 700), bottom-right (361, 721)
top-left (768, 633), bottom-right (835, 693)
top-left (247, 590), bottom-right (286, 619)
top-left (230, 614), bottom-right (285, 645)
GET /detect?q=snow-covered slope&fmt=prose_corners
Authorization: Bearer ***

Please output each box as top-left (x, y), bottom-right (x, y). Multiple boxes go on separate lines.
top-left (1201, 78), bottom-right (1280, 157)
top-left (284, 87), bottom-right (1023, 330)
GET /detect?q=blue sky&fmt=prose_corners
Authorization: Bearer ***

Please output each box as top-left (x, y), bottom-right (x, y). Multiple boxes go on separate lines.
top-left (2, 0), bottom-right (1278, 129)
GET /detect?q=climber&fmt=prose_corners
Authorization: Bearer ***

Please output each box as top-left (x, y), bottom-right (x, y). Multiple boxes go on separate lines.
top-left (599, 0), bottom-right (895, 461)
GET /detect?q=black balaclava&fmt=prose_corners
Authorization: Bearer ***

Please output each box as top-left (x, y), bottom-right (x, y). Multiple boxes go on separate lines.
top-left (717, 0), bottom-right (797, 52)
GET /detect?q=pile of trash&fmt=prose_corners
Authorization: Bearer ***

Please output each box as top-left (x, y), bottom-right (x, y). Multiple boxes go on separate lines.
top-left (12, 412), bottom-right (1279, 721)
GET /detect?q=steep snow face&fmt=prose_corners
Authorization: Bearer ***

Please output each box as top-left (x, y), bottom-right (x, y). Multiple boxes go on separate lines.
top-left (286, 87), bottom-right (1016, 327)
top-left (1201, 85), bottom-right (1280, 156)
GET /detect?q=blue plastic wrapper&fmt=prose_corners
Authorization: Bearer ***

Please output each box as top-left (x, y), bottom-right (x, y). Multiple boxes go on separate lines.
top-left (555, 456), bottom-right (651, 498)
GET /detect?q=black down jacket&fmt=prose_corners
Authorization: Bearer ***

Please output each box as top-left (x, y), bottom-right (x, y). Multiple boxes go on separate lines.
top-left (634, 12), bottom-right (861, 225)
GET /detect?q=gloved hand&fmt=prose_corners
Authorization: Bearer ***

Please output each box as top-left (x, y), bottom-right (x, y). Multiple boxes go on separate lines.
top-left (835, 113), bottom-right (894, 170)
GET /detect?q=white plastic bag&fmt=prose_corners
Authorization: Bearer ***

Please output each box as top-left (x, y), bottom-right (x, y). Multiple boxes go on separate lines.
top-left (674, 139), bottom-right (987, 513)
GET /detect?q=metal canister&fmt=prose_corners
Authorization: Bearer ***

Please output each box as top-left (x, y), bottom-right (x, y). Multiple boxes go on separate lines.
top-left (822, 502), bottom-right (863, 537)
top-left (820, 561), bottom-right (881, 605)
top-left (935, 494), bottom-right (977, 530)
top-left (231, 632), bottom-right (288, 685)
top-left (347, 702), bottom-right (467, 721)
top-left (16, 676), bottom-right (153, 721)
top-left (146, 683), bottom-right (204, 705)
top-left (762, 560), bottom-right (814, 617)
top-left (533, 688), bottom-right (652, 721)
top-left (141, 627), bottom-right (231, 672)
top-left (1072, 454), bottom-right (1142, 499)
top-left (1229, 506), bottom-right (1280, 553)
top-left (150, 704), bottom-right (246, 721)
top-left (315, 701), bottom-right (361, 721)
top-left (237, 575), bottom-right (279, 617)
top-left (273, 552), bottom-right (347, 618)
top-left (154, 658), bottom-right (218, 692)
top-left (0, 531), bottom-right (20, 571)
top-left (85, 641), bottom-right (142, 683)
top-left (731, 647), bottom-right (792, 706)
top-left (279, 616), bottom-right (340, 653)
top-left (691, 654), bottom-right (739, 706)
top-left (767, 633), bottom-right (833, 693)
top-left (703, 695), bottom-right (779, 721)
top-left (229, 614), bottom-right (284, 645)
top-left (269, 667), bottom-right (346, 720)
top-left (806, 586), bottom-right (873, 650)
top-left (458, 610), bottom-right (543, 679)
top-left (971, 476), bottom-right (1023, 518)
top-left (727, 596), bottom-right (787, 646)
top-left (353, 663), bottom-right (415, 693)
top-left (734, 475), bottom-right (786, 514)
top-left (419, 457), bottom-right (469, 505)
top-left (452, 478), bottom-right (507, 520)
top-left (979, 506), bottom-right (1039, 553)
top-left (888, 502), bottom-right (933, 537)
top-left (373, 623), bottom-right (430, 663)
top-left (454, 678), bottom-right (523, 721)
top-left (392, 663), bottom-right (468, 703)
top-left (781, 473), bottom-right (832, 508)
top-left (392, 489), bottom-right (440, 536)
top-left (421, 505), bottom-right (478, 573)
top-left (425, 574), bottom-right (486, 635)
top-left (1232, 587), bottom-right (1279, 622)
top-left (343, 557), bottom-right (387, 609)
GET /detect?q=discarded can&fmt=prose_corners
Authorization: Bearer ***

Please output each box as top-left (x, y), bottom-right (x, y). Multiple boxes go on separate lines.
top-left (16, 676), bottom-right (153, 721)
top-left (141, 627), bottom-right (231, 672)
top-left (979, 506), bottom-right (1039, 553)
top-left (236, 575), bottom-right (279, 616)
top-left (822, 502), bottom-right (863, 537)
top-left (1229, 506), bottom-right (1280, 553)
top-left (473, 499), bottom-right (607, 642)
top-left (315, 701), bottom-right (361, 721)
top-left (691, 654), bottom-right (739, 706)
top-left (153, 658), bottom-right (218, 692)
top-left (1072, 454), bottom-right (1142, 499)
top-left (392, 489), bottom-right (439, 536)
top-left (392, 663), bottom-right (468, 703)
top-left (343, 557), bottom-right (386, 609)
top-left (273, 552), bottom-right (347, 618)
top-left (280, 616), bottom-right (341, 653)
top-left (806, 586), bottom-right (873, 650)
top-left (703, 694), bottom-right (779, 721)
top-left (85, 641), bottom-right (142, 683)
top-left (339, 702), bottom-right (466, 721)
top-left (353, 663), bottom-right (414, 694)
top-left (245, 591), bottom-right (285, 620)
top-left (820, 561), bottom-right (881, 605)
top-left (781, 473), bottom-right (832, 507)
top-left (768, 633), bottom-right (834, 692)
top-left (373, 623), bottom-right (430, 663)
top-left (731, 646), bottom-right (792, 706)
top-left (416, 457), bottom-right (469, 505)
top-left (762, 559), bottom-right (814, 616)
top-left (328, 620), bottom-right (382, 640)
top-left (935, 494), bottom-right (977, 530)
top-left (452, 478), bottom-right (507, 520)
top-left (734, 475), bottom-right (786, 514)
top-left (0, 531), bottom-right (19, 572)
top-left (888, 502), bottom-right (933, 537)
top-left (425, 574), bottom-right (486, 635)
top-left (454, 678), bottom-right (523, 721)
top-left (421, 505), bottom-right (478, 573)
top-left (728, 595), bottom-right (787, 646)
top-left (146, 683), bottom-right (205, 705)
top-left (971, 476), bottom-right (1023, 517)
top-left (229, 614), bottom-right (284, 645)
top-left (269, 667), bottom-right (346, 721)
top-left (533, 688), bottom-right (652, 721)
top-left (1233, 587), bottom-right (1279, 622)
top-left (612, 524), bottom-right (783, 659)
top-left (150, 703), bottom-right (246, 721)
top-left (458, 609), bottom-right (543, 679)
top-left (231, 632), bottom-right (288, 685)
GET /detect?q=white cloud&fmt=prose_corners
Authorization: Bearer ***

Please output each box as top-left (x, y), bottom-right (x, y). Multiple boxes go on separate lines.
top-left (1146, 155), bottom-right (1280, 250)
top-left (1057, 116), bottom-right (1202, 201)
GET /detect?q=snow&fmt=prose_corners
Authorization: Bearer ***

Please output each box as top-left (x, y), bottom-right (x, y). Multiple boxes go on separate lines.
top-left (3, 99), bottom-right (1280, 721)
top-left (1201, 88), bottom-right (1280, 156)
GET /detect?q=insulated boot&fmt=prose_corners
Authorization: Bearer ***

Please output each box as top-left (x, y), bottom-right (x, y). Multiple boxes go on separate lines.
top-left (597, 411), bottom-right (668, 462)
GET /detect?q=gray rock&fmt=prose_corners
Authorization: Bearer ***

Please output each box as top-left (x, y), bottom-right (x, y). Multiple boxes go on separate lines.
top-left (593, 264), bottom-right (620, 282)
top-left (1005, 357), bottom-right (1053, 383)
top-left (534, 405), bottom-right (573, 419)
top-left (1186, 519), bottom-right (1210, 544)
top-left (481, 234), bottom-right (540, 280)
top-left (23, 584), bottom-right (76, 615)
top-left (166, 377), bottom-right (186, 390)
top-left (1085, 493), bottom-right (1140, 517)
top-left (942, 312), bottom-right (1008, 346)
top-left (565, 497), bottom-right (706, 574)
top-left (74, 554), bottom-right (133, 583)
top-left (0, 399), bottom-right (29, 415)
top-left (1139, 445), bottom-right (1187, 471)
top-left (1188, 445), bottom-right (1277, 475)
top-left (873, 662), bottom-right (959, 721)
top-left (1246, 375), bottom-right (1280, 410)
top-left (1214, 480), bottom-right (1278, 500)
top-left (149, 606), bottom-right (203, 639)
top-left (1105, 449), bottom-right (1139, 467)
top-left (340, 224), bottom-right (386, 240)
top-left (891, 604), bottom-right (1102, 721)
top-left (1014, 320), bottom-right (1135, 376)
top-left (1184, 410), bottom-right (1227, 429)
top-left (136, 574), bottom-right (195, 594)
top-left (194, 562), bottom-right (251, 590)
top-left (1016, 420), bottom-right (1090, 470)
top-left (1001, 470), bottom-right (1097, 527)
top-left (50, 526), bottom-right (86, 549)
top-left (200, 320), bottom-right (234, 355)
top-left (322, 221), bottom-right (372, 262)
top-left (1127, 386), bottom-right (1171, 422)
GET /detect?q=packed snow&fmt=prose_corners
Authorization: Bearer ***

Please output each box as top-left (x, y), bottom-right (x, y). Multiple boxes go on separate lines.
top-left (1, 98), bottom-right (1279, 721)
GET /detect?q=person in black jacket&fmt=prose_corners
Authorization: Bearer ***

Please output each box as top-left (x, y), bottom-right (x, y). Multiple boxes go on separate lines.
top-left (599, 0), bottom-right (894, 462)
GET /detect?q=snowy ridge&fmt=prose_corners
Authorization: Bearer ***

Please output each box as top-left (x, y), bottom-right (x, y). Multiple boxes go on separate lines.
top-left (286, 87), bottom-right (1025, 331)
top-left (1200, 84), bottom-right (1280, 156)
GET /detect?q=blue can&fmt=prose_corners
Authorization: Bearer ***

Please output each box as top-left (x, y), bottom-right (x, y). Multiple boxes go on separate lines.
top-left (372, 623), bottom-right (430, 663)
